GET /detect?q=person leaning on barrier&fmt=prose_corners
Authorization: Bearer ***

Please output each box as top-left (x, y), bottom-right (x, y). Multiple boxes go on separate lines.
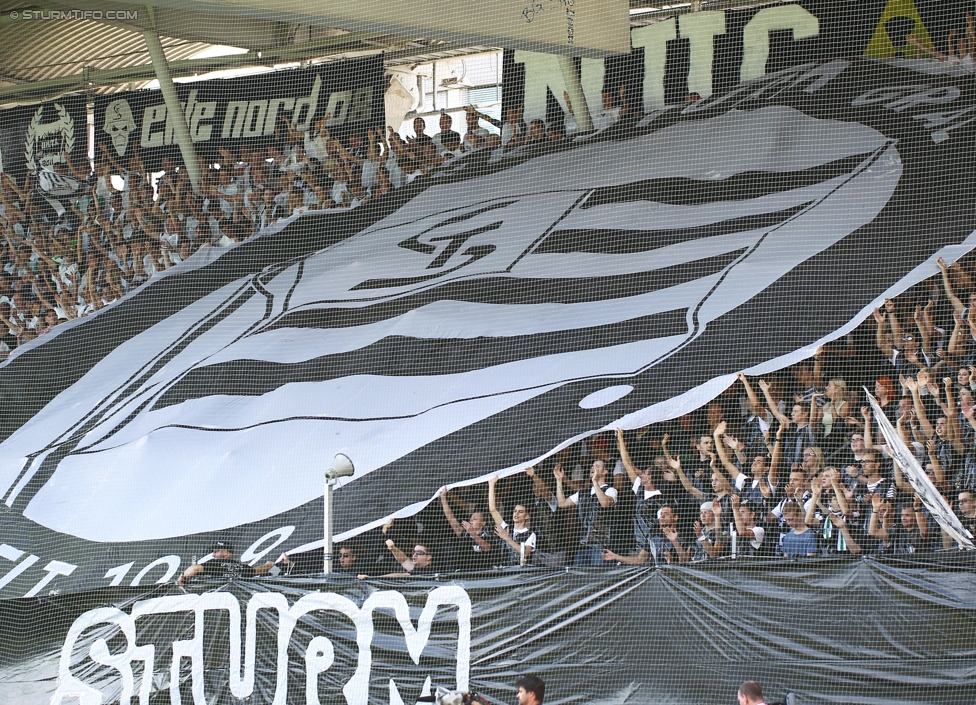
top-left (359, 540), bottom-right (438, 579)
top-left (177, 541), bottom-right (275, 586)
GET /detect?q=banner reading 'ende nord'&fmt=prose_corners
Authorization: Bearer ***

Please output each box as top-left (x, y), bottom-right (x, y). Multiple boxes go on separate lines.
top-left (92, 55), bottom-right (384, 172)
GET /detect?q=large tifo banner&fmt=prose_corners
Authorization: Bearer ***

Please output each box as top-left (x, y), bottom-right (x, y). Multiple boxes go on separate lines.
top-left (3, 559), bottom-right (976, 704)
top-left (92, 55), bottom-right (385, 172)
top-left (505, 0), bottom-right (976, 117)
top-left (1, 55), bottom-right (976, 598)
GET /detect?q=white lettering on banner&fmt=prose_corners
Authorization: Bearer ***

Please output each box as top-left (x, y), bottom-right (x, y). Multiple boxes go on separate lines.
top-left (913, 105), bottom-right (976, 144)
top-left (103, 562), bottom-right (134, 587)
top-left (519, 6), bottom-right (821, 120)
top-left (740, 5), bottom-right (819, 82)
top-left (682, 61), bottom-right (844, 116)
top-left (0, 543), bottom-right (39, 591)
top-left (24, 560), bottom-right (77, 597)
top-left (513, 51), bottom-right (575, 123)
top-left (134, 75), bottom-right (372, 149)
top-left (140, 104), bottom-right (167, 148)
top-left (240, 525), bottom-right (295, 565)
top-left (851, 84), bottom-right (971, 143)
top-left (130, 555), bottom-right (181, 586)
top-left (630, 19), bottom-right (676, 112)
top-left (51, 587), bottom-right (472, 705)
top-left (680, 11), bottom-right (727, 100)
top-left (851, 85), bottom-right (960, 111)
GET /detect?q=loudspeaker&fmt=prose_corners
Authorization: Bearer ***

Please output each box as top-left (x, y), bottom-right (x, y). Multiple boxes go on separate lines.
top-left (326, 453), bottom-right (355, 480)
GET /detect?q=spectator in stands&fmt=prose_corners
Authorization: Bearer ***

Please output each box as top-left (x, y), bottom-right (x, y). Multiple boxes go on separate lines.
top-left (737, 681), bottom-right (766, 705)
top-left (439, 486), bottom-right (494, 570)
top-left (810, 377), bottom-right (850, 455)
top-left (805, 468), bottom-right (862, 554)
top-left (737, 372), bottom-right (774, 455)
top-left (874, 375), bottom-right (896, 415)
top-left (869, 494), bottom-right (929, 553)
top-left (602, 504), bottom-right (690, 566)
top-left (545, 121), bottom-right (567, 142)
top-left (336, 544), bottom-right (365, 574)
top-left (409, 116), bottom-right (433, 150)
top-left (439, 131), bottom-right (464, 159)
top-left (944, 489), bottom-right (976, 549)
top-left (527, 119), bottom-right (547, 143)
top-left (800, 446), bottom-right (826, 480)
top-left (906, 374), bottom-right (965, 480)
top-left (792, 356), bottom-right (825, 403)
top-left (779, 401), bottom-right (817, 467)
top-left (780, 501), bottom-right (818, 557)
top-left (907, 25), bottom-right (975, 70)
top-left (593, 84), bottom-right (628, 131)
top-left (713, 420), bottom-right (780, 511)
top-left (432, 112), bottom-right (461, 154)
top-left (856, 448), bottom-right (895, 501)
top-left (501, 105), bottom-right (527, 147)
top-left (371, 539), bottom-right (438, 577)
top-left (522, 465), bottom-right (565, 565)
top-left (691, 500), bottom-right (726, 561)
top-left (878, 299), bottom-right (931, 375)
top-left (488, 475), bottom-right (537, 565)
top-left (555, 459), bottom-right (617, 566)
top-left (730, 494), bottom-right (767, 557)
top-left (515, 675), bottom-right (545, 705)
top-left (614, 427), bottom-right (665, 547)
top-left (462, 105), bottom-right (500, 151)
top-left (673, 448), bottom-right (734, 521)
top-left (684, 432), bottom-right (715, 492)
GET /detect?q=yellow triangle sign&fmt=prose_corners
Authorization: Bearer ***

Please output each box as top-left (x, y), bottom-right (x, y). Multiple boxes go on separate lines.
top-left (865, 0), bottom-right (934, 58)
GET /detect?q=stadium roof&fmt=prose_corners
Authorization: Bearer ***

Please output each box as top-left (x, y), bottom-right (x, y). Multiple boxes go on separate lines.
top-left (0, 0), bottom-right (781, 106)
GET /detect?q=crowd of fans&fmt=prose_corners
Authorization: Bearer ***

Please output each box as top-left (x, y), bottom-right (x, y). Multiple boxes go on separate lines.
top-left (0, 100), bottom-right (602, 357)
top-left (317, 255), bottom-right (976, 578)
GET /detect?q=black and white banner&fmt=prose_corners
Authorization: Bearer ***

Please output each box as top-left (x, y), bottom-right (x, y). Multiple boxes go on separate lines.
top-left (0, 56), bottom-right (975, 597)
top-left (0, 95), bottom-right (87, 192)
top-left (92, 55), bottom-right (385, 172)
top-left (504, 0), bottom-right (976, 120)
top-left (6, 559), bottom-right (976, 705)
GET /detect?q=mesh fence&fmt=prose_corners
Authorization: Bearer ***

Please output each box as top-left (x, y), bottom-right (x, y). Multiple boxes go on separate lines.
top-left (1, 1), bottom-right (976, 704)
